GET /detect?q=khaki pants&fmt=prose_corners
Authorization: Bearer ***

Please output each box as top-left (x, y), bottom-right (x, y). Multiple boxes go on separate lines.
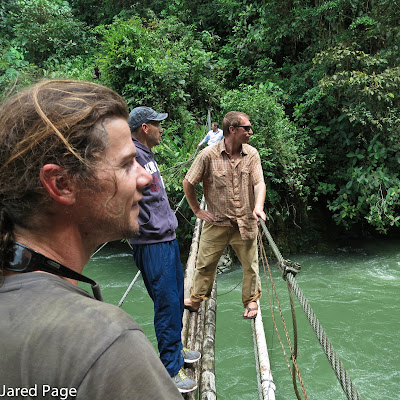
top-left (190, 222), bottom-right (262, 307)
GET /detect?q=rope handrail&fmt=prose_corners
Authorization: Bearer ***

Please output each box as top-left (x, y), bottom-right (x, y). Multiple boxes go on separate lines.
top-left (258, 231), bottom-right (307, 400)
top-left (285, 273), bottom-right (361, 400)
top-left (118, 270), bottom-right (141, 308)
top-left (258, 219), bottom-right (362, 400)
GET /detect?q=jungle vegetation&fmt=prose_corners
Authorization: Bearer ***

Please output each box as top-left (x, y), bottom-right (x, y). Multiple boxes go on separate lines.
top-left (1, 0), bottom-right (399, 253)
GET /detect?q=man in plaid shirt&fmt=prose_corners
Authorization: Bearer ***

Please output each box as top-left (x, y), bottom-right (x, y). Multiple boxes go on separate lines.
top-left (183, 111), bottom-right (266, 319)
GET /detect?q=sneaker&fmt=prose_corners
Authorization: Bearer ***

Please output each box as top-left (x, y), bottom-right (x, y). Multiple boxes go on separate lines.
top-left (181, 347), bottom-right (201, 364)
top-left (172, 367), bottom-right (197, 393)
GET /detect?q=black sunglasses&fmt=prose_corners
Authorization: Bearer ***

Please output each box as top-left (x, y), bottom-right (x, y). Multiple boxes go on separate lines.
top-left (233, 125), bottom-right (252, 132)
top-left (8, 242), bottom-right (103, 301)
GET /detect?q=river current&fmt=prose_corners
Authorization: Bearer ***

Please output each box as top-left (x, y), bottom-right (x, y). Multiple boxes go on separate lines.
top-left (84, 237), bottom-right (399, 400)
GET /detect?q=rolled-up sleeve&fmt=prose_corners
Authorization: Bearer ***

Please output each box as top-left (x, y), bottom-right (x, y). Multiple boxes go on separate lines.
top-left (185, 151), bottom-right (207, 186)
top-left (251, 152), bottom-right (264, 186)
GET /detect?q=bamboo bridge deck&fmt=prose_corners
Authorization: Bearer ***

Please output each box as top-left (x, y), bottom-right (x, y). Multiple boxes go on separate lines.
top-left (181, 201), bottom-right (276, 399)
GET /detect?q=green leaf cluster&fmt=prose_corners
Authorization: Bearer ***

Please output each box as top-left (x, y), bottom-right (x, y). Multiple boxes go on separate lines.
top-left (1, 0), bottom-right (400, 249)
top-left (0, 0), bottom-right (97, 95)
top-left (96, 16), bottom-right (223, 123)
top-left (295, 46), bottom-right (400, 233)
top-left (220, 83), bottom-right (311, 224)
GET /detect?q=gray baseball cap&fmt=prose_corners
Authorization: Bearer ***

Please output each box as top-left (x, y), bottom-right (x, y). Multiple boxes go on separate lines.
top-left (128, 106), bottom-right (168, 131)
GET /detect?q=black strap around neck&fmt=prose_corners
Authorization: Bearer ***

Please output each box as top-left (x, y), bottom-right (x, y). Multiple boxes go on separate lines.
top-left (6, 242), bottom-right (103, 301)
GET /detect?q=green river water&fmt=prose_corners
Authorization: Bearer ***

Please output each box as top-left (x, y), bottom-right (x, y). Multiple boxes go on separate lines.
top-left (83, 237), bottom-right (399, 400)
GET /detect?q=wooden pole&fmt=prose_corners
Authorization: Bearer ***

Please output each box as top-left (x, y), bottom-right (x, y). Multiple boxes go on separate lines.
top-left (199, 281), bottom-right (217, 400)
top-left (182, 197), bottom-right (205, 340)
top-left (182, 198), bottom-right (217, 400)
top-left (182, 200), bottom-right (275, 400)
top-left (252, 300), bottom-right (276, 399)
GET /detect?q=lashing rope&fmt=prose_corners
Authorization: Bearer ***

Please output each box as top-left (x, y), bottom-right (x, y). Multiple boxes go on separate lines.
top-left (258, 231), bottom-right (308, 400)
top-left (258, 219), bottom-right (362, 400)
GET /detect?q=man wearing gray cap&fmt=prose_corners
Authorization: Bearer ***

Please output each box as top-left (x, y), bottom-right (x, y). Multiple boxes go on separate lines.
top-left (128, 106), bottom-right (200, 393)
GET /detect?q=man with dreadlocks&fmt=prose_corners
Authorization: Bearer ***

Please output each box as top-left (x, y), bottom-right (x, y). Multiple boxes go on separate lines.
top-left (0, 80), bottom-right (182, 399)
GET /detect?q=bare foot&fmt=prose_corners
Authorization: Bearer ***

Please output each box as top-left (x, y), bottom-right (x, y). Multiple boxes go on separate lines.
top-left (184, 298), bottom-right (200, 312)
top-left (243, 301), bottom-right (258, 319)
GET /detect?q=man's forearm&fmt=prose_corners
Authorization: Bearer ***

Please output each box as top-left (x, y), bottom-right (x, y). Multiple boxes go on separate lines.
top-left (254, 182), bottom-right (266, 209)
top-left (183, 178), bottom-right (200, 214)
top-left (183, 178), bottom-right (216, 222)
top-left (253, 181), bottom-right (266, 220)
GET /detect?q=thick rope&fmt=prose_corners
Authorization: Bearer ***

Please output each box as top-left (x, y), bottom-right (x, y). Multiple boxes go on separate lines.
top-left (258, 231), bottom-right (307, 400)
top-left (287, 282), bottom-right (303, 399)
top-left (258, 219), bottom-right (362, 400)
top-left (286, 273), bottom-right (361, 400)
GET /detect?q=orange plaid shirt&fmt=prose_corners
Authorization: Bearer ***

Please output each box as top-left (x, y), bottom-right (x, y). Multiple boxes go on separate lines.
top-left (185, 139), bottom-right (264, 240)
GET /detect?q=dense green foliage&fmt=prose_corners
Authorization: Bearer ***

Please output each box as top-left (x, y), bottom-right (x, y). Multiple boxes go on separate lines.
top-left (1, 0), bottom-right (399, 251)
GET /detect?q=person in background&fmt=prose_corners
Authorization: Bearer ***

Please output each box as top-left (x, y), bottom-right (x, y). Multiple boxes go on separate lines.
top-left (183, 111), bottom-right (266, 319)
top-left (0, 80), bottom-right (182, 399)
top-left (128, 106), bottom-right (200, 394)
top-left (197, 121), bottom-right (223, 147)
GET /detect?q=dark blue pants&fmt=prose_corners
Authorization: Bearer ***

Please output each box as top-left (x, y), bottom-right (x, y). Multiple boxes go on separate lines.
top-left (131, 239), bottom-right (184, 377)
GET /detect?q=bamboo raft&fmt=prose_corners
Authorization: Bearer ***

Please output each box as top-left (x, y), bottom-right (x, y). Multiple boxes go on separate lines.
top-left (181, 199), bottom-right (276, 399)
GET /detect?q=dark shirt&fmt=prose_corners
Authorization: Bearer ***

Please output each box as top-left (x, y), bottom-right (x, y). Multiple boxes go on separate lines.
top-left (0, 272), bottom-right (182, 399)
top-left (130, 137), bottom-right (178, 245)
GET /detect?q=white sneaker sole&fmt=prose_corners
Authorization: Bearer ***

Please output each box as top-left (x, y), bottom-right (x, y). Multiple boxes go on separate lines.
top-left (177, 384), bottom-right (198, 393)
top-left (183, 355), bottom-right (201, 364)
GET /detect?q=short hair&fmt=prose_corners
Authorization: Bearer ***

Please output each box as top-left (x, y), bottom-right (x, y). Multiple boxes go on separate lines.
top-left (0, 79), bottom-right (128, 271)
top-left (222, 111), bottom-right (249, 137)
top-left (212, 122), bottom-right (218, 127)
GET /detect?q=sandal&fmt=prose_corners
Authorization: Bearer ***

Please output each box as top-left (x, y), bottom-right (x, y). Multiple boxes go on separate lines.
top-left (184, 298), bottom-right (200, 312)
top-left (243, 304), bottom-right (258, 319)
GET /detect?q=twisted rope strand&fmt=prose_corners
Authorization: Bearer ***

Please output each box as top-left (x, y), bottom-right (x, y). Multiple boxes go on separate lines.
top-left (258, 219), bottom-right (362, 400)
top-left (258, 232), bottom-right (308, 400)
